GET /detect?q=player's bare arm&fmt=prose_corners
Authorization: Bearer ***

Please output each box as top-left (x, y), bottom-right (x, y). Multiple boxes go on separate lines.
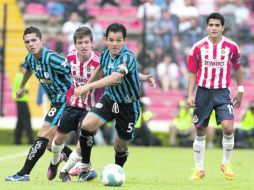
top-left (16, 69), bottom-right (33, 98)
top-left (75, 72), bottom-right (123, 97)
top-left (233, 66), bottom-right (244, 108)
top-left (138, 73), bottom-right (157, 88)
top-left (187, 72), bottom-right (196, 108)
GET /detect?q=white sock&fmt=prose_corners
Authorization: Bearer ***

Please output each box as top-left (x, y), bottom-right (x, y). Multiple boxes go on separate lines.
top-left (61, 150), bottom-right (82, 173)
top-left (222, 133), bottom-right (234, 165)
top-left (51, 139), bottom-right (65, 165)
top-left (193, 135), bottom-right (206, 170)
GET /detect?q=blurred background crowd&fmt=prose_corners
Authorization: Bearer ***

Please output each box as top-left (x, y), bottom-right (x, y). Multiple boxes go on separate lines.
top-left (0, 0), bottom-right (254, 147)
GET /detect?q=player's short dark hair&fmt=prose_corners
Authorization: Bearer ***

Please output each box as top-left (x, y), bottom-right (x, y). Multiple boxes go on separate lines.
top-left (23, 26), bottom-right (42, 40)
top-left (73, 26), bottom-right (93, 44)
top-left (105, 23), bottom-right (126, 39)
top-left (206, 12), bottom-right (225, 26)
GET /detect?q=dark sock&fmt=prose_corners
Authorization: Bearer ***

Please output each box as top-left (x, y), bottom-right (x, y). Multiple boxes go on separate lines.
top-left (79, 129), bottom-right (94, 164)
top-left (18, 137), bottom-right (49, 175)
top-left (115, 150), bottom-right (129, 167)
top-left (61, 146), bottom-right (72, 162)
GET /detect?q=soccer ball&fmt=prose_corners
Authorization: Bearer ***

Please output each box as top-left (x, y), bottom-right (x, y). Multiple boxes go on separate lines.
top-left (101, 164), bottom-right (125, 186)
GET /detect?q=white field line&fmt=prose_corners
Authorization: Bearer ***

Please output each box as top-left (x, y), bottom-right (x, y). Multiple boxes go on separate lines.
top-left (0, 152), bottom-right (27, 162)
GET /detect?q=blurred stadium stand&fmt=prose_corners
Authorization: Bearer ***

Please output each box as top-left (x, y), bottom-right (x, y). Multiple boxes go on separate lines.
top-left (0, 0), bottom-right (254, 131)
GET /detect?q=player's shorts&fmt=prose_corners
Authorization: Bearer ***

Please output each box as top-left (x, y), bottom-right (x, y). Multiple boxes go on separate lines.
top-left (57, 105), bottom-right (88, 134)
top-left (193, 87), bottom-right (234, 128)
top-left (44, 102), bottom-right (67, 127)
top-left (90, 95), bottom-right (140, 141)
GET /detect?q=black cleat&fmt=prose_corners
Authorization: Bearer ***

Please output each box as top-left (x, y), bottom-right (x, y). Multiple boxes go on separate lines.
top-left (47, 161), bottom-right (61, 180)
top-left (59, 171), bottom-right (71, 182)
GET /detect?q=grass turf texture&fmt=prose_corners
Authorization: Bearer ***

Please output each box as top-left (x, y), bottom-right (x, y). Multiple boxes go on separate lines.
top-left (0, 146), bottom-right (253, 190)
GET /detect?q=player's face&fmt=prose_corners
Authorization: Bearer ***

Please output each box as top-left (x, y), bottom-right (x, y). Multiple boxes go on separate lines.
top-left (105, 31), bottom-right (125, 57)
top-left (75, 36), bottom-right (93, 58)
top-left (23, 33), bottom-right (44, 56)
top-left (206, 19), bottom-right (224, 40)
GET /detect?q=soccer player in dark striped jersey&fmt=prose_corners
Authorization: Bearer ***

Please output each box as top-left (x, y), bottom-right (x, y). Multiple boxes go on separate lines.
top-left (6, 27), bottom-right (73, 181)
top-left (74, 23), bottom-right (156, 181)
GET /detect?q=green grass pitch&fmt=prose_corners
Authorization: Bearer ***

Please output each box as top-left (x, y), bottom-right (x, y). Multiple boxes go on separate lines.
top-left (0, 145), bottom-right (253, 190)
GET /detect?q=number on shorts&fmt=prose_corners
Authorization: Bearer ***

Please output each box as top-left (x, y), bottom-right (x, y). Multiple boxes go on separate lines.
top-left (48, 107), bottom-right (57, 117)
top-left (127, 123), bottom-right (133, 133)
top-left (227, 105), bottom-right (234, 115)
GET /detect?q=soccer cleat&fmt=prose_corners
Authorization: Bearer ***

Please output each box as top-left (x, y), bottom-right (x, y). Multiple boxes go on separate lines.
top-left (77, 163), bottom-right (97, 182)
top-left (47, 161), bottom-right (61, 180)
top-left (5, 173), bottom-right (30, 181)
top-left (190, 168), bottom-right (205, 180)
top-left (59, 171), bottom-right (71, 182)
top-left (221, 164), bottom-right (235, 180)
top-left (69, 162), bottom-right (85, 176)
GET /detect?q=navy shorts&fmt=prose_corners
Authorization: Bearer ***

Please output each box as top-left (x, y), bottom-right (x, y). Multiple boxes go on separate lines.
top-left (193, 87), bottom-right (234, 128)
top-left (57, 105), bottom-right (88, 134)
top-left (90, 95), bottom-right (140, 141)
top-left (44, 103), bottom-right (66, 127)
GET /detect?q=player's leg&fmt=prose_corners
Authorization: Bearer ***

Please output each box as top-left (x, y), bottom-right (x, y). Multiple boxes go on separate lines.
top-left (214, 88), bottom-right (235, 180)
top-left (113, 100), bottom-right (140, 167)
top-left (47, 132), bottom-right (67, 180)
top-left (78, 96), bottom-right (112, 182)
top-left (48, 106), bottom-right (86, 181)
top-left (5, 123), bottom-right (54, 181)
top-left (114, 137), bottom-right (129, 167)
top-left (61, 141), bottom-right (82, 178)
top-left (78, 112), bottom-right (105, 181)
top-left (5, 103), bottom-right (71, 181)
top-left (190, 87), bottom-right (214, 180)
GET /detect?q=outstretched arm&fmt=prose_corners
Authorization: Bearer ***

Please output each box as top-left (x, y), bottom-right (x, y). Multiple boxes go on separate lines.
top-left (75, 72), bottom-right (124, 97)
top-left (16, 69), bottom-right (33, 99)
top-left (139, 73), bottom-right (156, 88)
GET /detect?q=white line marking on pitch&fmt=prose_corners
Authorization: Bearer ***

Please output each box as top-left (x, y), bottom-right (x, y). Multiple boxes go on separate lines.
top-left (0, 152), bottom-right (27, 162)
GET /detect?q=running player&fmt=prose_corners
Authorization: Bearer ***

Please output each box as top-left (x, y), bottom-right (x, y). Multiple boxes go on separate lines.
top-left (74, 23), bottom-right (156, 181)
top-left (47, 26), bottom-right (103, 182)
top-left (5, 27), bottom-right (73, 181)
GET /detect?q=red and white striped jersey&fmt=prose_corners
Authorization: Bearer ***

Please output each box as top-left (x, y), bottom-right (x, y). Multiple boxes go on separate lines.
top-left (187, 36), bottom-right (241, 89)
top-left (66, 49), bottom-right (103, 110)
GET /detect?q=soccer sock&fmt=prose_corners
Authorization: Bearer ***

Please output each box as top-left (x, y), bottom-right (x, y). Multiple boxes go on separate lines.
top-left (18, 137), bottom-right (49, 175)
top-left (79, 129), bottom-right (94, 164)
top-left (51, 139), bottom-right (65, 165)
top-left (222, 133), bottom-right (234, 164)
top-left (61, 146), bottom-right (72, 162)
top-left (115, 150), bottom-right (129, 167)
top-left (61, 150), bottom-right (82, 173)
top-left (193, 135), bottom-right (206, 170)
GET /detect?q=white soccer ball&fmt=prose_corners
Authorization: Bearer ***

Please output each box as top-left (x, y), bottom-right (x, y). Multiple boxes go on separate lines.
top-left (101, 164), bottom-right (125, 186)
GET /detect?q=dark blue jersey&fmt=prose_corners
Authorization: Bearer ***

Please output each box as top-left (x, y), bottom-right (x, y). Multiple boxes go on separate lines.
top-left (23, 47), bottom-right (72, 104)
top-left (100, 45), bottom-right (141, 103)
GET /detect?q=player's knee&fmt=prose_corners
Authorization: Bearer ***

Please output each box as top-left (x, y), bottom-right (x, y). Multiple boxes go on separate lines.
top-left (114, 143), bottom-right (128, 153)
top-left (115, 147), bottom-right (129, 158)
top-left (222, 124), bottom-right (234, 135)
top-left (54, 133), bottom-right (66, 145)
top-left (82, 122), bottom-right (95, 133)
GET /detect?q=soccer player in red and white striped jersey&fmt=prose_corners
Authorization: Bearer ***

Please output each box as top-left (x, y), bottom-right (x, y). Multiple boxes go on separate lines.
top-left (48, 27), bottom-right (103, 182)
top-left (66, 48), bottom-right (103, 110)
top-left (187, 13), bottom-right (244, 180)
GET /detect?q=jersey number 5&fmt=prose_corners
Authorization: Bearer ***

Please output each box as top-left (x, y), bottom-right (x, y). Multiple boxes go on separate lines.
top-left (127, 123), bottom-right (134, 133)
